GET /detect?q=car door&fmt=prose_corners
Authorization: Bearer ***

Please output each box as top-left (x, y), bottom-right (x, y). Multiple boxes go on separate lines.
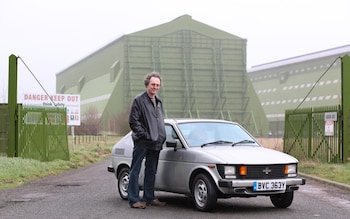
top-left (156, 125), bottom-right (191, 194)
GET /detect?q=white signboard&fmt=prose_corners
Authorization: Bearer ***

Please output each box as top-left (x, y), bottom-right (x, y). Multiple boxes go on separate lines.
top-left (22, 93), bottom-right (81, 126)
top-left (325, 121), bottom-right (334, 136)
top-left (324, 112), bottom-right (337, 121)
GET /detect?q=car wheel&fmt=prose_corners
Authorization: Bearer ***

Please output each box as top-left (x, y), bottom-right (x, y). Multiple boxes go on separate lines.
top-left (118, 167), bottom-right (130, 200)
top-left (270, 191), bottom-right (294, 208)
top-left (192, 173), bottom-right (217, 212)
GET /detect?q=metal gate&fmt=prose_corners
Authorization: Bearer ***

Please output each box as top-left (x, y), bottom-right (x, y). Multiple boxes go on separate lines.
top-left (0, 104), bottom-right (9, 154)
top-left (284, 105), bottom-right (342, 163)
top-left (17, 105), bottom-right (69, 161)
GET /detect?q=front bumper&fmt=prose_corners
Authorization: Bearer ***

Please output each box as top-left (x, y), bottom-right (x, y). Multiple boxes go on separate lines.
top-left (218, 178), bottom-right (306, 195)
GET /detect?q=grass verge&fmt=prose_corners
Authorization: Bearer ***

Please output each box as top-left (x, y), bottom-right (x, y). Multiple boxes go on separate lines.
top-left (0, 136), bottom-right (120, 191)
top-left (299, 160), bottom-right (350, 185)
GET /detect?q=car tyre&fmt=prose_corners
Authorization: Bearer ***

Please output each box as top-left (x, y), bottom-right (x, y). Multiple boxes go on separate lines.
top-left (270, 191), bottom-right (294, 208)
top-left (117, 167), bottom-right (130, 200)
top-left (192, 173), bottom-right (217, 212)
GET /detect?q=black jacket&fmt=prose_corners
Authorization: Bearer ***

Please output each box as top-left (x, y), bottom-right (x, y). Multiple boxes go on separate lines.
top-left (129, 91), bottom-right (166, 150)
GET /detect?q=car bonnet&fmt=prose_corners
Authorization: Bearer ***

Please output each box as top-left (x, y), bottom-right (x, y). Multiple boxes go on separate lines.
top-left (198, 146), bottom-right (298, 165)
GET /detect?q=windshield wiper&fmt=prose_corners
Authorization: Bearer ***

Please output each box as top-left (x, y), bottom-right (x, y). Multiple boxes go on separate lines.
top-left (232, 139), bottom-right (255, 146)
top-left (201, 140), bottom-right (233, 148)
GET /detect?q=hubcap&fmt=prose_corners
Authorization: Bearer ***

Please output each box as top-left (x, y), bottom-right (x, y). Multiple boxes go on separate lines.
top-left (195, 179), bottom-right (207, 207)
top-left (119, 174), bottom-right (129, 196)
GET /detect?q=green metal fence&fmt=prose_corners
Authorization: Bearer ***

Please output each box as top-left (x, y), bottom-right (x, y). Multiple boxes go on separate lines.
top-left (17, 105), bottom-right (69, 161)
top-left (0, 104), bottom-right (9, 155)
top-left (284, 105), bottom-right (342, 163)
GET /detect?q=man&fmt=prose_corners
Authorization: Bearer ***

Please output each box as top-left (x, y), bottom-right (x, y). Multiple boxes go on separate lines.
top-left (128, 71), bottom-right (167, 209)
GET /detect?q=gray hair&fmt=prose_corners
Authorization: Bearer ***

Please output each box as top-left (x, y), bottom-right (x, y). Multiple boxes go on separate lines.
top-left (144, 71), bottom-right (162, 87)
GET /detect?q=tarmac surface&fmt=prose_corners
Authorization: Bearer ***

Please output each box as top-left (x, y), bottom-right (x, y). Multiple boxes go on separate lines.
top-left (299, 173), bottom-right (350, 191)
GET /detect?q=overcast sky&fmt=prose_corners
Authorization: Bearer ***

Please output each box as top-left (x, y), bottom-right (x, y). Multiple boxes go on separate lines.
top-left (1, 0), bottom-right (349, 102)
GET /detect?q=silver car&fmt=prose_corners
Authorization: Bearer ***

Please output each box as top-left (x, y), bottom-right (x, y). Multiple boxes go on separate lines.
top-left (107, 118), bottom-right (306, 211)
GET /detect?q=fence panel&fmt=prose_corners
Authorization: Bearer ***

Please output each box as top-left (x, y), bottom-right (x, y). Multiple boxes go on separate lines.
top-left (0, 104), bottom-right (9, 154)
top-left (284, 105), bottom-right (342, 163)
top-left (284, 108), bottom-right (311, 160)
top-left (17, 106), bottom-right (69, 161)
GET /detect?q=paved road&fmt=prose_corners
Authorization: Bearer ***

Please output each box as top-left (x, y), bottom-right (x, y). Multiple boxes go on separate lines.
top-left (1, 159), bottom-right (350, 219)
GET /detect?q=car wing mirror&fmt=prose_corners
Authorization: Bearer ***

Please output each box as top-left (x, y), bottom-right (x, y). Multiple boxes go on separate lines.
top-left (166, 140), bottom-right (182, 151)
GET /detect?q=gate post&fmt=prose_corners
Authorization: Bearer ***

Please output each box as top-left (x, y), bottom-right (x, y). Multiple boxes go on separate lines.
top-left (342, 55), bottom-right (350, 162)
top-left (308, 109), bottom-right (312, 159)
top-left (8, 54), bottom-right (18, 157)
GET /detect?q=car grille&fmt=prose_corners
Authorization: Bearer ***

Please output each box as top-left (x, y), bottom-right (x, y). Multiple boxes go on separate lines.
top-left (241, 165), bottom-right (287, 179)
top-left (216, 164), bottom-right (289, 180)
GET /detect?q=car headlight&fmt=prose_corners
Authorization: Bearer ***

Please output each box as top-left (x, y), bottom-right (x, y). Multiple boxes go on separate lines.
top-left (286, 164), bottom-right (297, 177)
top-left (224, 166), bottom-right (236, 179)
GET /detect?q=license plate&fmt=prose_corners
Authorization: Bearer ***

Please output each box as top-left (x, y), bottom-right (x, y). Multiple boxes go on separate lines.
top-left (253, 180), bottom-right (286, 191)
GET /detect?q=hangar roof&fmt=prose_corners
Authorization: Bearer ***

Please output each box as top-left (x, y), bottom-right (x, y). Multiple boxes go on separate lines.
top-left (248, 44), bottom-right (350, 72)
top-left (130, 14), bottom-right (245, 40)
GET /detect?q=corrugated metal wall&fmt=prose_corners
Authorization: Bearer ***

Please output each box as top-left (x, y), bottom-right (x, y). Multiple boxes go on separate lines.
top-left (124, 32), bottom-right (248, 117)
top-left (122, 32), bottom-right (267, 135)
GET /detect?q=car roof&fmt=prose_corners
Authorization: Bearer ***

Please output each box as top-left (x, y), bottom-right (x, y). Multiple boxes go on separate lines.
top-left (164, 118), bottom-right (238, 125)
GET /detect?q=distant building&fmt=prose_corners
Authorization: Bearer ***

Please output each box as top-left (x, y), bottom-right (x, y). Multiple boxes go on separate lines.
top-left (248, 45), bottom-right (350, 137)
top-left (56, 15), bottom-right (269, 136)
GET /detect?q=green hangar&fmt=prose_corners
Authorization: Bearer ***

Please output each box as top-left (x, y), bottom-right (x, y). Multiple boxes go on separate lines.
top-left (56, 15), bottom-right (269, 136)
top-left (248, 45), bottom-right (350, 137)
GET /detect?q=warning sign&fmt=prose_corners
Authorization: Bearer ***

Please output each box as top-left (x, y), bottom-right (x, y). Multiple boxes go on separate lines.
top-left (22, 93), bottom-right (81, 126)
top-left (325, 121), bottom-right (334, 136)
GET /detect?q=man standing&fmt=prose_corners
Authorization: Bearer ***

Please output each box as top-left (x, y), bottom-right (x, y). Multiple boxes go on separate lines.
top-left (128, 71), bottom-right (167, 209)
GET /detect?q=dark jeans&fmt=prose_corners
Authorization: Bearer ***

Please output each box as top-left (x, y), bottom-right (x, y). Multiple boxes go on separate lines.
top-left (128, 143), bottom-right (160, 206)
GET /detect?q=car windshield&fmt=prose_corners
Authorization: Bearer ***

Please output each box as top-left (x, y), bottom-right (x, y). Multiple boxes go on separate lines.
top-left (178, 122), bottom-right (259, 147)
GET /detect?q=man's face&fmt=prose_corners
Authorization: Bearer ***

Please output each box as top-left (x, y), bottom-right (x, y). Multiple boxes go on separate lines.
top-left (147, 77), bottom-right (161, 96)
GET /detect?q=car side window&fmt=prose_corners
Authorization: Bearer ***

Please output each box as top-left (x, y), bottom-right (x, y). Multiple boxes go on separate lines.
top-left (163, 125), bottom-right (183, 148)
top-left (165, 125), bottom-right (174, 141)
